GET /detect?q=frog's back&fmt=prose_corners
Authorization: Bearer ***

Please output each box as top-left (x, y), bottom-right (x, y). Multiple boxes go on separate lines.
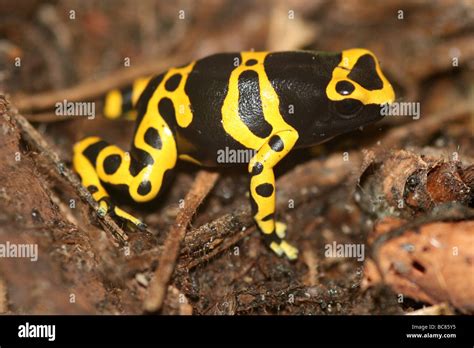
top-left (179, 52), bottom-right (248, 165)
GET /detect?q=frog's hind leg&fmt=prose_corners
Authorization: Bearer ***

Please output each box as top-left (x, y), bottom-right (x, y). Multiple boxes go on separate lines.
top-left (102, 77), bottom-right (151, 121)
top-left (73, 116), bottom-right (178, 228)
top-left (73, 137), bottom-right (143, 228)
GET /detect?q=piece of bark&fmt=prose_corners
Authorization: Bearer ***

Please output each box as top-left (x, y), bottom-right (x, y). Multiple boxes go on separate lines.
top-left (364, 218), bottom-right (474, 313)
top-left (358, 149), bottom-right (473, 217)
top-left (427, 162), bottom-right (472, 205)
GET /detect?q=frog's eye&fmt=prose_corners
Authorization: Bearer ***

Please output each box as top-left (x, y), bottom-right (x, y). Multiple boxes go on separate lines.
top-left (334, 98), bottom-right (363, 119)
top-left (335, 80), bottom-right (355, 96)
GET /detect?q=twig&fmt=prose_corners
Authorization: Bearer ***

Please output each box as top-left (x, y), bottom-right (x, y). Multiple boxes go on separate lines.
top-left (24, 112), bottom-right (67, 123)
top-left (14, 53), bottom-right (187, 113)
top-left (182, 207), bottom-right (252, 257)
top-left (125, 210), bottom-right (254, 275)
top-left (375, 103), bottom-right (471, 156)
top-left (302, 241), bottom-right (319, 287)
top-left (186, 226), bottom-right (256, 270)
top-left (144, 170), bottom-right (219, 312)
top-left (9, 103), bottom-right (128, 243)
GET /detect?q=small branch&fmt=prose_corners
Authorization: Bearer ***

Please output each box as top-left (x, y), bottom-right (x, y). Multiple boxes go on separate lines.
top-left (186, 226), bottom-right (256, 270)
top-left (181, 207), bottom-right (253, 259)
top-left (144, 170), bottom-right (219, 312)
top-left (14, 54), bottom-right (187, 113)
top-left (24, 112), bottom-right (67, 123)
top-left (375, 103), bottom-right (470, 156)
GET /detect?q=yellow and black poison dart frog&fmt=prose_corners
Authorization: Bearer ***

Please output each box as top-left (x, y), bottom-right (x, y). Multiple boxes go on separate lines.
top-left (73, 48), bottom-right (395, 260)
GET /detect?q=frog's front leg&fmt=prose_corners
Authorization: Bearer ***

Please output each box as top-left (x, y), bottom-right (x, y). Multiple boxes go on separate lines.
top-left (248, 130), bottom-right (299, 260)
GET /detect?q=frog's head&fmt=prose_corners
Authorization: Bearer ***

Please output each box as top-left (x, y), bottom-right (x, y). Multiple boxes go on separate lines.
top-left (324, 48), bottom-right (395, 133)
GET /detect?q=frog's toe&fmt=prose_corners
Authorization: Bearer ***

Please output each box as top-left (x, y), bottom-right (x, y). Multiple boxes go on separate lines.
top-left (268, 238), bottom-right (299, 260)
top-left (279, 240), bottom-right (299, 261)
top-left (269, 241), bottom-right (284, 257)
top-left (275, 221), bottom-right (287, 239)
top-left (97, 199), bottom-right (110, 217)
top-left (137, 221), bottom-right (148, 231)
top-left (110, 206), bottom-right (146, 230)
top-left (97, 206), bottom-right (107, 217)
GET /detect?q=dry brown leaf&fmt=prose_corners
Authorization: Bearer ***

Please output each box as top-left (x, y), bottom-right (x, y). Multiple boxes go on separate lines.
top-left (365, 218), bottom-right (474, 313)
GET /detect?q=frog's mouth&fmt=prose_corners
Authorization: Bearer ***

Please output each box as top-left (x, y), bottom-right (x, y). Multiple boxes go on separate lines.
top-left (331, 99), bottom-right (364, 120)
